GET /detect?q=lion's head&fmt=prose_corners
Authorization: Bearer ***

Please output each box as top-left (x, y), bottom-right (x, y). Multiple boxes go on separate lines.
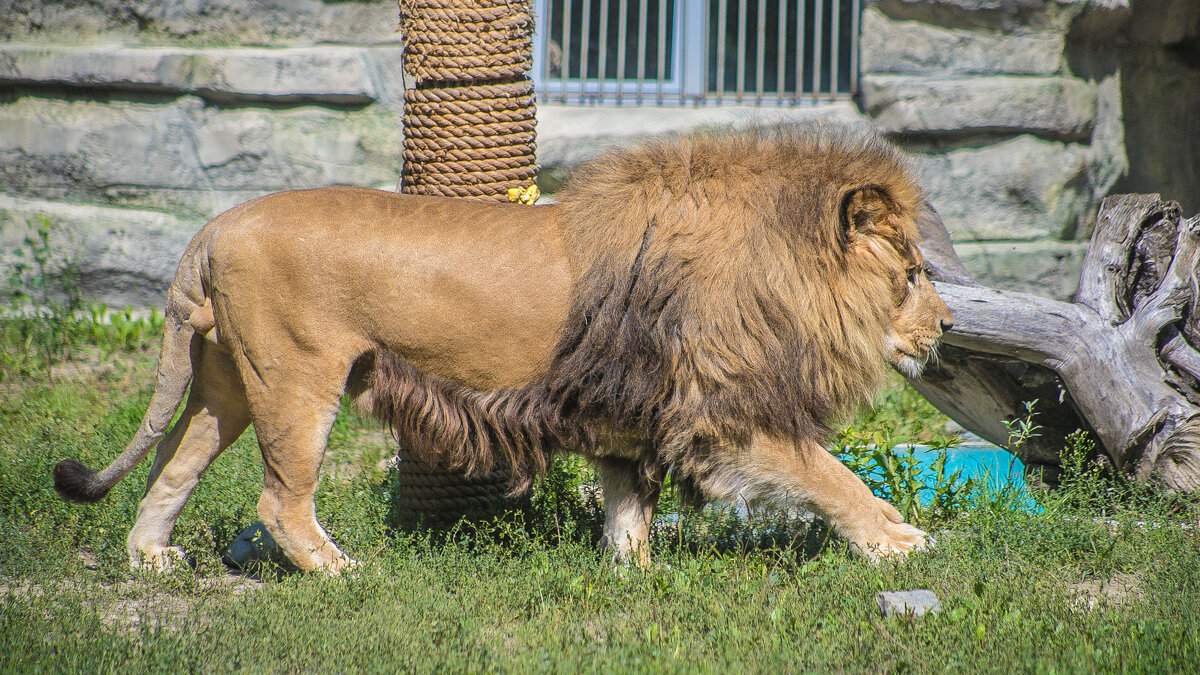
top-left (837, 184), bottom-right (953, 379)
top-left (886, 249), bottom-right (953, 379)
top-left (539, 125), bottom-right (952, 484)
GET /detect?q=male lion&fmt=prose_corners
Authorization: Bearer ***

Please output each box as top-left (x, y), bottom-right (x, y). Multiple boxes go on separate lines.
top-left (54, 128), bottom-right (952, 572)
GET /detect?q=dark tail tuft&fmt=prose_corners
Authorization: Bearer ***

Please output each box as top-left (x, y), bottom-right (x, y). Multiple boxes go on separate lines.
top-left (53, 459), bottom-right (110, 503)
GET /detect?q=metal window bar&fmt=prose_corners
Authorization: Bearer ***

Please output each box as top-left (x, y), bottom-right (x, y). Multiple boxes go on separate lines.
top-left (533, 0), bottom-right (860, 105)
top-left (637, 0), bottom-right (648, 103)
top-left (658, 0), bottom-right (669, 103)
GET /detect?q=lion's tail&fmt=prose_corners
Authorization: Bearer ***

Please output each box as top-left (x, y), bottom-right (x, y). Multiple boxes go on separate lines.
top-left (53, 243), bottom-right (208, 503)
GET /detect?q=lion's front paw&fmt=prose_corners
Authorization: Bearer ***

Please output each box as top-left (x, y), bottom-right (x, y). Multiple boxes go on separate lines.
top-left (847, 499), bottom-right (929, 562)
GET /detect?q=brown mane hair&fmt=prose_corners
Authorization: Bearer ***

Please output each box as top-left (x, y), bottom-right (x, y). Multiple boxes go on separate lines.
top-left (371, 126), bottom-right (923, 496)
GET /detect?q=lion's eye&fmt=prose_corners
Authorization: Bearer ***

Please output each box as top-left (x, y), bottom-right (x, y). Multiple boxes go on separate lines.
top-left (906, 268), bottom-right (919, 285)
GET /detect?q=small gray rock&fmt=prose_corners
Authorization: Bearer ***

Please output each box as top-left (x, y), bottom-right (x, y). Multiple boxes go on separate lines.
top-left (222, 521), bottom-right (288, 570)
top-left (876, 590), bottom-right (942, 618)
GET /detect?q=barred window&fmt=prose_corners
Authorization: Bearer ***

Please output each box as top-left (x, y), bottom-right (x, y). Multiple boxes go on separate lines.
top-left (532, 0), bottom-right (862, 105)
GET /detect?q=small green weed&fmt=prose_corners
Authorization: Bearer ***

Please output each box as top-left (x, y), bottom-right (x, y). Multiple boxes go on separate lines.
top-left (1004, 399), bottom-right (1042, 451)
top-left (1, 215), bottom-right (84, 379)
top-left (1, 215), bottom-right (167, 380)
top-left (88, 304), bottom-right (166, 353)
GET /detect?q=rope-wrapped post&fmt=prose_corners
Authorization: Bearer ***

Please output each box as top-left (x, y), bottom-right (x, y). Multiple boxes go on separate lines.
top-left (393, 0), bottom-right (537, 527)
top-left (399, 0), bottom-right (538, 200)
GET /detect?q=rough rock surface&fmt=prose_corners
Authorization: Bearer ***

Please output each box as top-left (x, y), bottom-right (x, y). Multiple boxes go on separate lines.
top-left (954, 240), bottom-right (1089, 300)
top-left (870, 0), bottom-right (1091, 32)
top-left (860, 7), bottom-right (1064, 75)
top-left (0, 194), bottom-right (195, 308)
top-left (0, 43), bottom-right (407, 106)
top-left (911, 135), bottom-right (1093, 242)
top-left (862, 75), bottom-right (1096, 141)
top-left (2, 0), bottom-right (403, 46)
top-left (0, 96), bottom-right (405, 217)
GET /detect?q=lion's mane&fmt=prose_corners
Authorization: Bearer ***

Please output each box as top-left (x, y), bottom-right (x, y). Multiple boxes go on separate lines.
top-left (371, 127), bottom-right (923, 498)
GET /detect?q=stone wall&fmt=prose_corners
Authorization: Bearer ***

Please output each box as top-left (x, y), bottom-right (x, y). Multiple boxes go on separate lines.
top-left (861, 0), bottom-right (1199, 299)
top-left (0, 1), bottom-right (840, 307)
top-left (1, 1), bottom-right (411, 306)
top-left (1, 0), bottom-right (1195, 307)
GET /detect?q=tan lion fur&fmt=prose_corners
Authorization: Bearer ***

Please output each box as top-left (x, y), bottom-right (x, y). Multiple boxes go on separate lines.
top-left (54, 126), bottom-right (952, 571)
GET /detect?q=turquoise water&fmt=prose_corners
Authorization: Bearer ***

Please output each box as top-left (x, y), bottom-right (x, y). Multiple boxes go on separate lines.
top-left (910, 445), bottom-right (1026, 491)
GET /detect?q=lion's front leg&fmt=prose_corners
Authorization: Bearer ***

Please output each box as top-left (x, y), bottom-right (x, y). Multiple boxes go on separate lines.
top-left (744, 433), bottom-right (928, 561)
top-left (593, 458), bottom-right (660, 566)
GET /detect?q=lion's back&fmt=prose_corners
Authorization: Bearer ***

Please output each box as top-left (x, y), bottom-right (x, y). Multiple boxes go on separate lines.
top-left (196, 186), bottom-right (575, 390)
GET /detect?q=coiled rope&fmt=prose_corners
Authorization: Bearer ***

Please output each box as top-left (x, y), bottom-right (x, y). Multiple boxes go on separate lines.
top-left (394, 0), bottom-right (537, 525)
top-left (398, 0), bottom-right (538, 200)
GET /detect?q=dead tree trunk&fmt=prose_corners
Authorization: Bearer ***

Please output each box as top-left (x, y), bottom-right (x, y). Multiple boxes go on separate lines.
top-left (912, 195), bottom-right (1200, 492)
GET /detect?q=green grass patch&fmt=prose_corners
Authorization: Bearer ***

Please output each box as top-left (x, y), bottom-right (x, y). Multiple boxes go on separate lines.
top-left (2, 342), bottom-right (1197, 672)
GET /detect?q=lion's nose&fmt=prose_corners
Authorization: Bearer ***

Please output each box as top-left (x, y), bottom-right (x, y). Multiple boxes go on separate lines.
top-left (941, 317), bottom-right (954, 333)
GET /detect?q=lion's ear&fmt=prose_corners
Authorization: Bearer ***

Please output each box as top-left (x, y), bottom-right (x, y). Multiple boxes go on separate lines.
top-left (839, 185), bottom-right (899, 244)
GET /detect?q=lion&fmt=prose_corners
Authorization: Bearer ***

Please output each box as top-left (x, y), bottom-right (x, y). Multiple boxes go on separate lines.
top-left (53, 127), bottom-right (953, 572)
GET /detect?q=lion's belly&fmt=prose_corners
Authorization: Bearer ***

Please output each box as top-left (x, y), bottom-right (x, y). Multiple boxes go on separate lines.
top-left (366, 259), bottom-right (572, 390)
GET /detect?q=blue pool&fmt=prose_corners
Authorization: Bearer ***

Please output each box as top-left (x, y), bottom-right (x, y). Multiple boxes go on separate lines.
top-left (909, 444), bottom-right (1026, 491)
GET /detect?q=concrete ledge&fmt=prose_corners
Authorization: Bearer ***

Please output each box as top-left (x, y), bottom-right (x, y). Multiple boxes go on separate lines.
top-left (536, 101), bottom-right (869, 171)
top-left (862, 75), bottom-right (1096, 141)
top-left (0, 43), bottom-right (407, 106)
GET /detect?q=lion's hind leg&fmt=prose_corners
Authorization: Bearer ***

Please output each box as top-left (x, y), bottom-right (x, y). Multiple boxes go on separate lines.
top-left (594, 458), bottom-right (660, 567)
top-left (238, 357), bottom-right (357, 574)
top-left (127, 340), bottom-right (251, 570)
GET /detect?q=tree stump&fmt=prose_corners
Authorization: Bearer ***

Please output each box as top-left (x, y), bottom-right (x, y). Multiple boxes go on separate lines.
top-left (912, 195), bottom-right (1200, 492)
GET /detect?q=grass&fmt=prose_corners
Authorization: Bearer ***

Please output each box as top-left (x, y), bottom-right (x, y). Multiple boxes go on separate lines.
top-left (2, 324), bottom-right (1199, 671)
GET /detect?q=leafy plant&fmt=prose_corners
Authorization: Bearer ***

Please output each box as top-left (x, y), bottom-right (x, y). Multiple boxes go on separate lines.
top-left (88, 304), bottom-right (165, 353)
top-left (1, 215), bottom-right (85, 379)
top-left (1003, 399), bottom-right (1042, 451)
top-left (526, 455), bottom-right (604, 545)
top-left (835, 420), bottom-right (977, 525)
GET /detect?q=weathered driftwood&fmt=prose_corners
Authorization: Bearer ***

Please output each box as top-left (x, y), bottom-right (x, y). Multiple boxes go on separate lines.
top-left (911, 195), bottom-right (1200, 492)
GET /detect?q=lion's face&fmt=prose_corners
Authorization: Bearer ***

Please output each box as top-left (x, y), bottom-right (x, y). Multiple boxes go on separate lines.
top-left (885, 256), bottom-right (953, 378)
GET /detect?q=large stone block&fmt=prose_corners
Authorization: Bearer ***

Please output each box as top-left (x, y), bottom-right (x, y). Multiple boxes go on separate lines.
top-left (915, 135), bottom-right (1092, 241)
top-left (0, 96), bottom-right (404, 218)
top-left (953, 240), bottom-right (1089, 300)
top-left (0, 97), bottom-right (208, 202)
top-left (862, 75), bottom-right (1096, 141)
top-left (860, 7), bottom-right (1063, 75)
top-left (0, 44), bottom-right (407, 105)
top-left (870, 0), bottom-right (1097, 32)
top-left (2, 0), bottom-right (403, 46)
top-left (0, 194), bottom-right (196, 308)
